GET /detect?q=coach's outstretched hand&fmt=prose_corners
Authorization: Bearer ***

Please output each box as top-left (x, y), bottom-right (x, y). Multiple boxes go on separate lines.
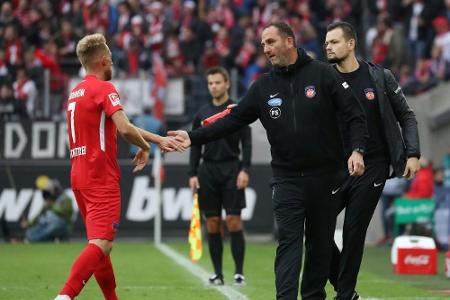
top-left (132, 148), bottom-right (150, 172)
top-left (159, 136), bottom-right (187, 152)
top-left (167, 130), bottom-right (191, 150)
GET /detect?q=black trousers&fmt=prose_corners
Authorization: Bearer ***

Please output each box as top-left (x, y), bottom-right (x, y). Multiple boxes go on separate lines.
top-left (329, 161), bottom-right (390, 300)
top-left (272, 170), bottom-right (346, 300)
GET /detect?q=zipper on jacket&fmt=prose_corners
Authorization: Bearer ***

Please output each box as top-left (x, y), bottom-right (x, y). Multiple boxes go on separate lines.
top-left (290, 81), bottom-right (297, 133)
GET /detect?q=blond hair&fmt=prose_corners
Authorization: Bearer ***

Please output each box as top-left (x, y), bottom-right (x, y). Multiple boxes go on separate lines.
top-left (76, 33), bottom-right (109, 67)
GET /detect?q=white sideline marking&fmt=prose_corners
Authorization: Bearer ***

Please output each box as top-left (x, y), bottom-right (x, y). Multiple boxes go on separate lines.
top-left (156, 243), bottom-right (249, 300)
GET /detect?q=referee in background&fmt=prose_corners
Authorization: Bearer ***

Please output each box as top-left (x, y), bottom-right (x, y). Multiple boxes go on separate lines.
top-left (188, 67), bottom-right (252, 286)
top-left (325, 21), bottom-right (421, 300)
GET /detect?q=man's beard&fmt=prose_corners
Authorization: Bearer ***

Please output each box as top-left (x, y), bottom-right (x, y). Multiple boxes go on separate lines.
top-left (327, 56), bottom-right (345, 64)
top-left (212, 92), bottom-right (226, 101)
top-left (104, 69), bottom-right (112, 81)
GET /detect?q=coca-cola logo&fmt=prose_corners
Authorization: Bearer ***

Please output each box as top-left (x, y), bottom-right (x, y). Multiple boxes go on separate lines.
top-left (404, 255), bottom-right (430, 265)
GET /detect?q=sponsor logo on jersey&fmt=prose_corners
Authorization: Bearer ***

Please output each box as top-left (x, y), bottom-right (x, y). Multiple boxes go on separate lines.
top-left (108, 92), bottom-right (121, 106)
top-left (267, 98), bottom-right (283, 107)
top-left (364, 88), bottom-right (375, 100)
top-left (269, 93), bottom-right (279, 98)
top-left (304, 85), bottom-right (316, 98)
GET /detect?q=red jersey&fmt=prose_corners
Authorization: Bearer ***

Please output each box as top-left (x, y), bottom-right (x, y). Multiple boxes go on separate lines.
top-left (67, 75), bottom-right (123, 190)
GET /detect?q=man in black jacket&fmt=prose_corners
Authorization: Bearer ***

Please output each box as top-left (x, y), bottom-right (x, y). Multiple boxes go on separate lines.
top-left (325, 21), bottom-right (421, 300)
top-left (189, 66), bottom-right (251, 286)
top-left (170, 22), bottom-right (368, 300)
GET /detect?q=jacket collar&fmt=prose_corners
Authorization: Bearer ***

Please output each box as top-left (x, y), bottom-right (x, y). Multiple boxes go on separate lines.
top-left (272, 48), bottom-right (313, 75)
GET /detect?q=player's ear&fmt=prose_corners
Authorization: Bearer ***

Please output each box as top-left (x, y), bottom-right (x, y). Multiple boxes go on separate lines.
top-left (100, 55), bottom-right (107, 67)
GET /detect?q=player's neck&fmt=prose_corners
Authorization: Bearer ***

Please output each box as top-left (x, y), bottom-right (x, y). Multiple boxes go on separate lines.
top-left (212, 95), bottom-right (229, 106)
top-left (336, 54), bottom-right (359, 73)
top-left (85, 70), bottom-right (105, 81)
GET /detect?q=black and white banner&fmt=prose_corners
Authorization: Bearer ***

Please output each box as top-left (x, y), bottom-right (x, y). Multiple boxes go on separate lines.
top-left (0, 164), bottom-right (274, 237)
top-left (0, 121), bottom-right (131, 160)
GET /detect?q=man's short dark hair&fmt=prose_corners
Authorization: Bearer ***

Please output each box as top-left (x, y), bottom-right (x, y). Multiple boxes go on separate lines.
top-left (327, 21), bottom-right (357, 44)
top-left (206, 66), bottom-right (230, 82)
top-left (265, 22), bottom-right (296, 47)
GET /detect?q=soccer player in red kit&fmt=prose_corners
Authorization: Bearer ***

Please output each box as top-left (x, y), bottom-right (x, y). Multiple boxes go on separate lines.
top-left (55, 33), bottom-right (183, 300)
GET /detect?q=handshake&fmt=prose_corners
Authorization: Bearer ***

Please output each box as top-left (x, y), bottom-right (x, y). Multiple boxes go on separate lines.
top-left (132, 104), bottom-right (235, 172)
top-left (131, 130), bottom-right (190, 173)
top-left (158, 130), bottom-right (192, 153)
top-left (155, 104), bottom-right (236, 153)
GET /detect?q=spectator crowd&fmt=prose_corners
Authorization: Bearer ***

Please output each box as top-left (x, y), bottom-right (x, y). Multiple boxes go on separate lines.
top-left (1, 0), bottom-right (450, 120)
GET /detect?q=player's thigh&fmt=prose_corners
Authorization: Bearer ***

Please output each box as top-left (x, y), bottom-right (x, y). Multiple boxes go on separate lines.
top-left (79, 189), bottom-right (121, 241)
top-left (73, 189), bottom-right (87, 223)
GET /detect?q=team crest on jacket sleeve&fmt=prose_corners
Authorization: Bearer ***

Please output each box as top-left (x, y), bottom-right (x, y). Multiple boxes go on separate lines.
top-left (364, 88), bottom-right (375, 101)
top-left (304, 85), bottom-right (316, 98)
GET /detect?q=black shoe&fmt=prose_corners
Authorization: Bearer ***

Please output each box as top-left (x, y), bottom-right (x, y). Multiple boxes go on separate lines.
top-left (333, 292), bottom-right (360, 300)
top-left (208, 274), bottom-right (224, 285)
top-left (233, 274), bottom-right (246, 286)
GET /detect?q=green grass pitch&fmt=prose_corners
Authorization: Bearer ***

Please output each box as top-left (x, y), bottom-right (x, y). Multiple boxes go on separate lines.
top-left (0, 241), bottom-right (449, 299)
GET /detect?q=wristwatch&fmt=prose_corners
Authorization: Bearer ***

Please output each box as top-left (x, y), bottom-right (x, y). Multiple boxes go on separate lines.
top-left (353, 147), bottom-right (365, 155)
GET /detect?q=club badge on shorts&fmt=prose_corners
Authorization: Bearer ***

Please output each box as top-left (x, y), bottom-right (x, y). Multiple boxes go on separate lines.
top-left (267, 94), bottom-right (282, 119)
top-left (364, 88), bottom-right (375, 100)
top-left (305, 85), bottom-right (316, 98)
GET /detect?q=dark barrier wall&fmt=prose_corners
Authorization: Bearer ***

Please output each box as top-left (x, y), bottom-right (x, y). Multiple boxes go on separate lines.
top-left (0, 120), bottom-right (275, 238)
top-left (0, 164), bottom-right (275, 238)
top-left (0, 121), bottom-right (131, 160)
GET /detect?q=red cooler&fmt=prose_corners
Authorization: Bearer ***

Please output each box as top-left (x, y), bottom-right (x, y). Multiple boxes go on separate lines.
top-left (391, 236), bottom-right (437, 275)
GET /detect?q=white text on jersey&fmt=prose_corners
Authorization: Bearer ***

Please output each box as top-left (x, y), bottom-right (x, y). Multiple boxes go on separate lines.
top-left (69, 89), bottom-right (86, 100)
top-left (70, 146), bottom-right (87, 158)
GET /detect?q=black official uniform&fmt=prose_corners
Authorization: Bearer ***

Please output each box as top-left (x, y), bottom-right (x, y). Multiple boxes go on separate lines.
top-left (329, 61), bottom-right (420, 300)
top-left (189, 49), bottom-right (369, 300)
top-left (188, 99), bottom-right (252, 217)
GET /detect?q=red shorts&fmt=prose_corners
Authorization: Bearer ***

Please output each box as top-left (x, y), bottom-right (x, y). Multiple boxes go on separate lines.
top-left (74, 189), bottom-right (121, 241)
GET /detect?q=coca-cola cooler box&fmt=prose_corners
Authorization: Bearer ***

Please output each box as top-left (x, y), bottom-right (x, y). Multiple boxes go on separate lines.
top-left (391, 236), bottom-right (437, 275)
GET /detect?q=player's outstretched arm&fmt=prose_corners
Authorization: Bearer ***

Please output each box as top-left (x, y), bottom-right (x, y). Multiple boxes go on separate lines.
top-left (112, 110), bottom-right (150, 150)
top-left (167, 130), bottom-right (191, 150)
top-left (112, 110), bottom-right (150, 172)
top-left (136, 128), bottom-right (186, 152)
